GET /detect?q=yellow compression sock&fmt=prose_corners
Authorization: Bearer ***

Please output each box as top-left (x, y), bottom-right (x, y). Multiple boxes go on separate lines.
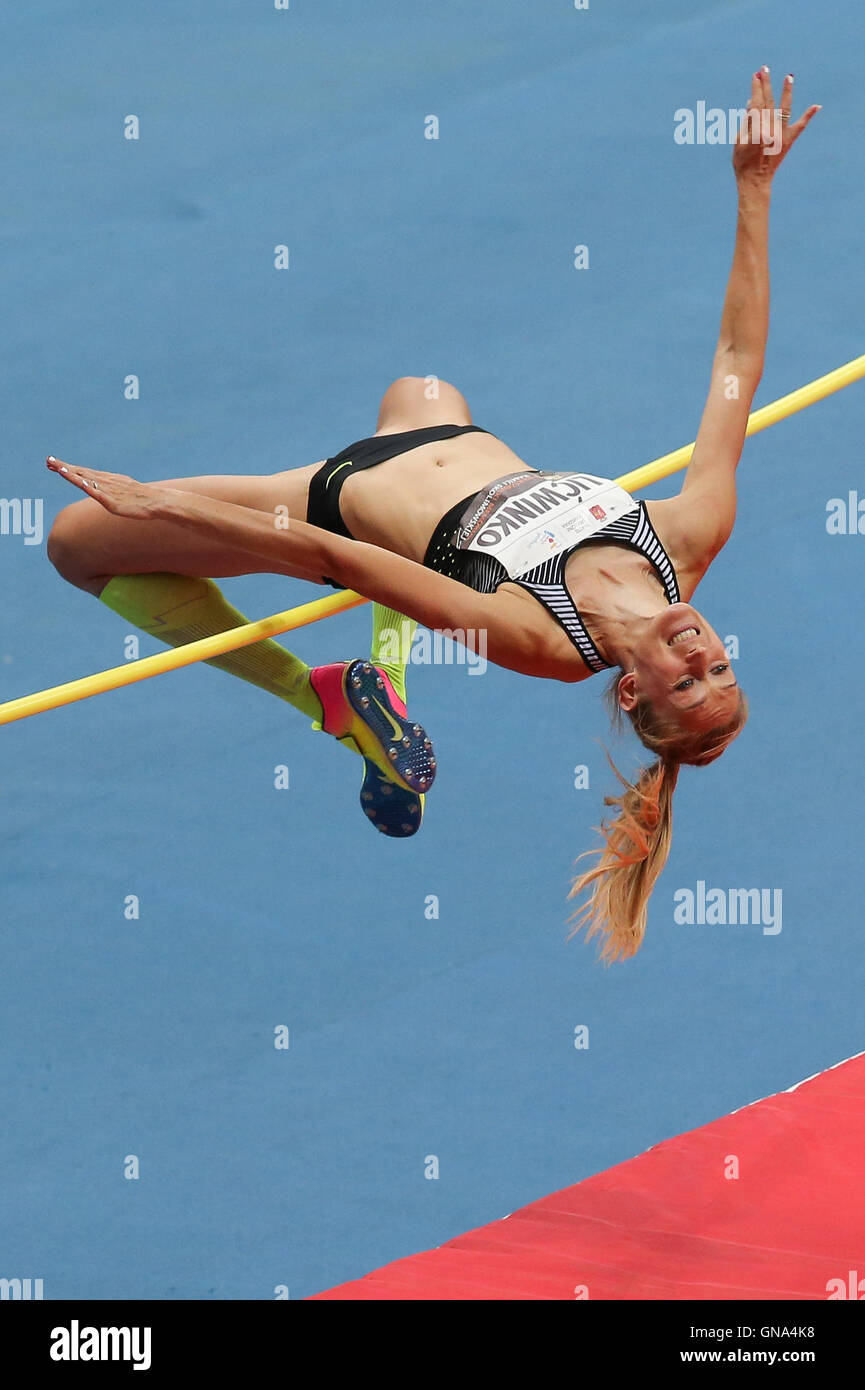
top-left (99, 573), bottom-right (324, 721)
top-left (369, 604), bottom-right (416, 705)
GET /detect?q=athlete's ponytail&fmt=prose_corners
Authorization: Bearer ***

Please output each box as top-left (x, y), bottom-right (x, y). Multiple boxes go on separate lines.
top-left (568, 680), bottom-right (748, 962)
top-left (569, 756), bottom-right (679, 961)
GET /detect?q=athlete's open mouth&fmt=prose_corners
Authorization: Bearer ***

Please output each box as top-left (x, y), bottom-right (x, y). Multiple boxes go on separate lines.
top-left (668, 625), bottom-right (700, 646)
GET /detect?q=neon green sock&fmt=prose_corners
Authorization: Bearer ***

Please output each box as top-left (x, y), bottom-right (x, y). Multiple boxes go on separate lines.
top-left (99, 573), bottom-right (324, 721)
top-left (370, 604), bottom-right (416, 705)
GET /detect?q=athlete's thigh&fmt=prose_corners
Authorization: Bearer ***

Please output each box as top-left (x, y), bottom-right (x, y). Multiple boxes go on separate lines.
top-left (50, 463), bottom-right (325, 583)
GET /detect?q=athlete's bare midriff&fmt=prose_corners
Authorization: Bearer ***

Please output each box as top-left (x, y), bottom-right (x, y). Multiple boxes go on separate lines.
top-left (338, 430), bottom-right (535, 561)
top-left (335, 431), bottom-right (698, 584)
top-left (332, 431), bottom-right (705, 683)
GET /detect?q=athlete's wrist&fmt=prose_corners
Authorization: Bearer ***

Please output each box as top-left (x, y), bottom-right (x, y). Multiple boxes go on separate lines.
top-left (735, 173), bottom-right (773, 207)
top-left (155, 490), bottom-right (210, 527)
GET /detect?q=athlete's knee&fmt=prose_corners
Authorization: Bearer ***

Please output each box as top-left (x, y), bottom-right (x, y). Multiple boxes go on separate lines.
top-left (380, 375), bottom-right (425, 405)
top-left (47, 503), bottom-right (103, 591)
top-left (377, 375), bottom-right (471, 426)
top-left (382, 374), bottom-right (461, 398)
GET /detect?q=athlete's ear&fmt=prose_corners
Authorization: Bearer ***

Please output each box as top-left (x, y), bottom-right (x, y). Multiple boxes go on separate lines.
top-left (617, 670), bottom-right (638, 712)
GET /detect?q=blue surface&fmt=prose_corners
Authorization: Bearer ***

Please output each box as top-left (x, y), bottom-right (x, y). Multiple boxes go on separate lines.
top-left (2, 1), bottom-right (863, 1299)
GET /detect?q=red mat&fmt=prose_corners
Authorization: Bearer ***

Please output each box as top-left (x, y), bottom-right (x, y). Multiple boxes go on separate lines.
top-left (313, 1051), bottom-right (865, 1300)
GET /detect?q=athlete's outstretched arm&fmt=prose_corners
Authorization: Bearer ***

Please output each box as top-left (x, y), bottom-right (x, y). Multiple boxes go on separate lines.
top-left (46, 458), bottom-right (560, 680)
top-left (675, 67), bottom-right (819, 565)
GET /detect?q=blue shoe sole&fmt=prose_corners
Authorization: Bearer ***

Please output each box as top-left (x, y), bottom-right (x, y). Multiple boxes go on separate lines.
top-left (360, 762), bottom-right (424, 837)
top-left (343, 660), bottom-right (437, 794)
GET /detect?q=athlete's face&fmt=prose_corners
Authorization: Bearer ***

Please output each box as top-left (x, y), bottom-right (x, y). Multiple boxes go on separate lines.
top-left (617, 603), bottom-right (739, 729)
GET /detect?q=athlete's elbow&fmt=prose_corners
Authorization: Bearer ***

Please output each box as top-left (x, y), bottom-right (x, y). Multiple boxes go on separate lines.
top-left (488, 627), bottom-right (561, 680)
top-left (715, 345), bottom-right (763, 392)
top-left (315, 536), bottom-right (371, 594)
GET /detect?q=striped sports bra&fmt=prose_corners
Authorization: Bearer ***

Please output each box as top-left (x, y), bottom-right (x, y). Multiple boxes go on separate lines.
top-left (423, 471), bottom-right (680, 673)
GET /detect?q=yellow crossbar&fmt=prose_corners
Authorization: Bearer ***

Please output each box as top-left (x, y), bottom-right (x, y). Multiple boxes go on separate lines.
top-left (0, 591), bottom-right (366, 726)
top-left (3, 351), bottom-right (864, 728)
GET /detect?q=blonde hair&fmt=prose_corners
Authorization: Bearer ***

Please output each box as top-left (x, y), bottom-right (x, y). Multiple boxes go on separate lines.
top-left (568, 677), bottom-right (748, 962)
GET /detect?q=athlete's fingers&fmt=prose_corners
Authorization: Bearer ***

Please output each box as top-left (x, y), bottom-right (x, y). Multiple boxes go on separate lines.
top-left (47, 458), bottom-right (90, 488)
top-left (759, 63), bottom-right (773, 111)
top-left (786, 103), bottom-right (821, 146)
top-left (749, 67), bottom-right (764, 112)
top-left (46, 459), bottom-right (106, 501)
top-left (47, 458), bottom-right (133, 488)
top-left (46, 458), bottom-right (136, 510)
top-left (780, 72), bottom-right (794, 123)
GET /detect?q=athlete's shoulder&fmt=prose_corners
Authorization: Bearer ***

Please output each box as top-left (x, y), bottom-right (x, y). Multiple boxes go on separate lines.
top-left (641, 497), bottom-right (715, 599)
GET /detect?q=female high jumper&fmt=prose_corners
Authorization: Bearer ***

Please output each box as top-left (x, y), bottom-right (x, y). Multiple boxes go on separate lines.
top-left (46, 68), bottom-right (818, 959)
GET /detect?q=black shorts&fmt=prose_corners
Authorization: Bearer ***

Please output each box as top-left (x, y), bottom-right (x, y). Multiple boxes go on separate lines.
top-left (307, 424), bottom-right (490, 538)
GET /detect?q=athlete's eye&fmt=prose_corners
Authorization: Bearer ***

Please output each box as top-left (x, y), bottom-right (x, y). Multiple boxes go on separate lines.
top-left (676, 664), bottom-right (729, 692)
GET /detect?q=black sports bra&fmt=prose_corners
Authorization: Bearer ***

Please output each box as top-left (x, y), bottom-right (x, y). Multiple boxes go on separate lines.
top-left (423, 474), bottom-right (680, 673)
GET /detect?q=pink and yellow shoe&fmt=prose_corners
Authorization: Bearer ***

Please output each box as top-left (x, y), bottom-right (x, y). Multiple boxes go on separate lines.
top-left (309, 660), bottom-right (437, 797)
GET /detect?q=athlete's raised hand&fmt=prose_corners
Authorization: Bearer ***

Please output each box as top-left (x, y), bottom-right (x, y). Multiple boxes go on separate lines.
top-left (733, 68), bottom-right (820, 183)
top-left (46, 456), bottom-right (176, 519)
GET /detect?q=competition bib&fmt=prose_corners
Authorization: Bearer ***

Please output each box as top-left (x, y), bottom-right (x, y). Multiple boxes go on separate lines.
top-left (454, 471), bottom-right (639, 579)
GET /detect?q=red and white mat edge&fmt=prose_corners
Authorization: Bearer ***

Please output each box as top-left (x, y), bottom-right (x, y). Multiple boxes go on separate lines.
top-left (311, 1049), bottom-right (865, 1301)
